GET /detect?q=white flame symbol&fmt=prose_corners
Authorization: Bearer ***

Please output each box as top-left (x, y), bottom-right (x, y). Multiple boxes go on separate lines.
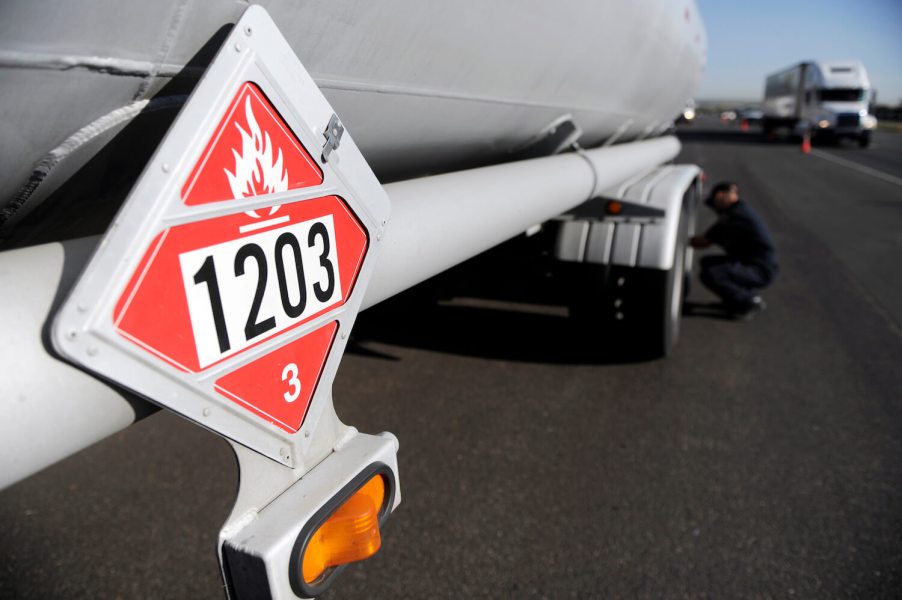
top-left (224, 97), bottom-right (288, 218)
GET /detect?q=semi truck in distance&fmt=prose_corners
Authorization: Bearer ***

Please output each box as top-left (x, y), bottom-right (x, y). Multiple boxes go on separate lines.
top-left (762, 60), bottom-right (878, 146)
top-left (0, 1), bottom-right (707, 597)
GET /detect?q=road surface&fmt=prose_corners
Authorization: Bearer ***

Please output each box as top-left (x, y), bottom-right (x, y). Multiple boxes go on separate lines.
top-left (2, 118), bottom-right (901, 599)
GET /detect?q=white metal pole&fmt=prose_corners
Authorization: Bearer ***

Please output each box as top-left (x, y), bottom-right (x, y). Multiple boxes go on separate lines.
top-left (364, 137), bottom-right (680, 308)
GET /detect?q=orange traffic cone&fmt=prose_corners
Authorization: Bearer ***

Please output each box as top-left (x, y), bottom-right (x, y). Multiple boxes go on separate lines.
top-left (801, 130), bottom-right (812, 154)
top-left (740, 119), bottom-right (749, 132)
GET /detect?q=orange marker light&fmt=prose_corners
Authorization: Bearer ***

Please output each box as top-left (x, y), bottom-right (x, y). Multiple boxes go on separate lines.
top-left (606, 200), bottom-right (623, 215)
top-left (302, 475), bottom-right (386, 584)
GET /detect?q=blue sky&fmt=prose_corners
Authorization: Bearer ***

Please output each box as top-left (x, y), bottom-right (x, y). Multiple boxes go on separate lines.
top-left (696, 0), bottom-right (902, 105)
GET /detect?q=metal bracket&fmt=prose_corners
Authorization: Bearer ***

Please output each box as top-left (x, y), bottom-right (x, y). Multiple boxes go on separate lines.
top-left (321, 114), bottom-right (344, 163)
top-left (49, 4), bottom-right (391, 469)
top-left (508, 114), bottom-right (583, 160)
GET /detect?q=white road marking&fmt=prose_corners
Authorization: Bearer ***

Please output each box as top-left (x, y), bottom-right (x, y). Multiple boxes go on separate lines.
top-left (809, 149), bottom-right (902, 188)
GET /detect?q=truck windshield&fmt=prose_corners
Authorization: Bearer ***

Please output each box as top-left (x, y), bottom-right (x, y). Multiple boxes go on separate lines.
top-left (819, 88), bottom-right (866, 102)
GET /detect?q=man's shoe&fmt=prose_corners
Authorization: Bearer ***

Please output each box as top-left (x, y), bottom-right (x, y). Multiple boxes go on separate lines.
top-left (731, 296), bottom-right (766, 321)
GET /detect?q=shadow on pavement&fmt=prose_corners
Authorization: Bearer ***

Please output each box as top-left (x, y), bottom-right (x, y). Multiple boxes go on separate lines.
top-left (683, 301), bottom-right (735, 321)
top-left (353, 300), bottom-right (582, 364)
top-left (350, 235), bottom-right (656, 365)
top-left (676, 127), bottom-right (771, 145)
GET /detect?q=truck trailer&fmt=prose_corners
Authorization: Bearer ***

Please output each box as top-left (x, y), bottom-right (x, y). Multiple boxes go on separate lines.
top-left (762, 60), bottom-right (878, 146)
top-left (0, 1), bottom-right (707, 597)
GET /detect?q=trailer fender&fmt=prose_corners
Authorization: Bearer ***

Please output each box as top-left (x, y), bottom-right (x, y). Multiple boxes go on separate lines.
top-left (554, 164), bottom-right (701, 271)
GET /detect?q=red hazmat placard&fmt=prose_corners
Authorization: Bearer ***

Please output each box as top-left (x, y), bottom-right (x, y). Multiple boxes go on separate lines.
top-left (111, 82), bottom-right (367, 431)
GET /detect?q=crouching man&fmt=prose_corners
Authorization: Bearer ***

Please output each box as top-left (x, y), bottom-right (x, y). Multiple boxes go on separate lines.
top-left (690, 182), bottom-right (778, 320)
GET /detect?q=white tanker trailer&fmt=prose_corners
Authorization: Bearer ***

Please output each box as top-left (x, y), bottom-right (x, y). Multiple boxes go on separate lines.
top-left (0, 2), bottom-right (706, 597)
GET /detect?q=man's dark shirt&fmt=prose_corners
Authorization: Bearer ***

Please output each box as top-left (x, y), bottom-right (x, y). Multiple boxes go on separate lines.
top-left (705, 199), bottom-right (778, 278)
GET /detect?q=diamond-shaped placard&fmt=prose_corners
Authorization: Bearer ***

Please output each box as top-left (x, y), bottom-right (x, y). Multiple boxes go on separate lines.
top-left (51, 6), bottom-right (390, 467)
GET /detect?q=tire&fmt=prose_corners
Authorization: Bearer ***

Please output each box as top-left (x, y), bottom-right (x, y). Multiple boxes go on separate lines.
top-left (859, 132), bottom-right (872, 148)
top-left (645, 202), bottom-right (689, 357)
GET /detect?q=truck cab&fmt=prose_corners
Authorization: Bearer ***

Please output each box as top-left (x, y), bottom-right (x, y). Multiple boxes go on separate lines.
top-left (763, 60), bottom-right (878, 147)
top-left (803, 61), bottom-right (876, 146)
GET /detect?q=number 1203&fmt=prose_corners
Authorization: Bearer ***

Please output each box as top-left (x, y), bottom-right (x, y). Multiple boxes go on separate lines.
top-left (179, 217), bottom-right (342, 368)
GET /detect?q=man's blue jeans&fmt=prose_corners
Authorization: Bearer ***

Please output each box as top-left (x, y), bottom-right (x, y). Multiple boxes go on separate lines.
top-left (699, 255), bottom-right (775, 308)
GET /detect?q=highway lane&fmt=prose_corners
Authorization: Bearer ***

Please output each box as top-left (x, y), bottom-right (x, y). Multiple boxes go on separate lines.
top-left (2, 123), bottom-right (901, 599)
top-left (683, 116), bottom-right (902, 330)
top-left (815, 128), bottom-right (902, 183)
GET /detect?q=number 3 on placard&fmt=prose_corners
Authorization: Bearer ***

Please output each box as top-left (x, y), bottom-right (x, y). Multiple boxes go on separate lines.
top-left (282, 362), bottom-right (301, 403)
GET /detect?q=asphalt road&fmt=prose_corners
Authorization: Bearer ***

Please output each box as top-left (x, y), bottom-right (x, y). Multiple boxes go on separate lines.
top-left (2, 119), bottom-right (902, 599)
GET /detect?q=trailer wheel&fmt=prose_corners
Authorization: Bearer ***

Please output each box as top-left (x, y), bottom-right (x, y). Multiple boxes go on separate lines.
top-left (568, 203), bottom-right (689, 360)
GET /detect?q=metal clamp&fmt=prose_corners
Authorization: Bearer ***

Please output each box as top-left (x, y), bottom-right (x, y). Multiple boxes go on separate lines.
top-left (322, 114), bottom-right (344, 162)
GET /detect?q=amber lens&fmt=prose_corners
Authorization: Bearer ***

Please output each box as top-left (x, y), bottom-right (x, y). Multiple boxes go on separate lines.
top-left (302, 475), bottom-right (386, 583)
